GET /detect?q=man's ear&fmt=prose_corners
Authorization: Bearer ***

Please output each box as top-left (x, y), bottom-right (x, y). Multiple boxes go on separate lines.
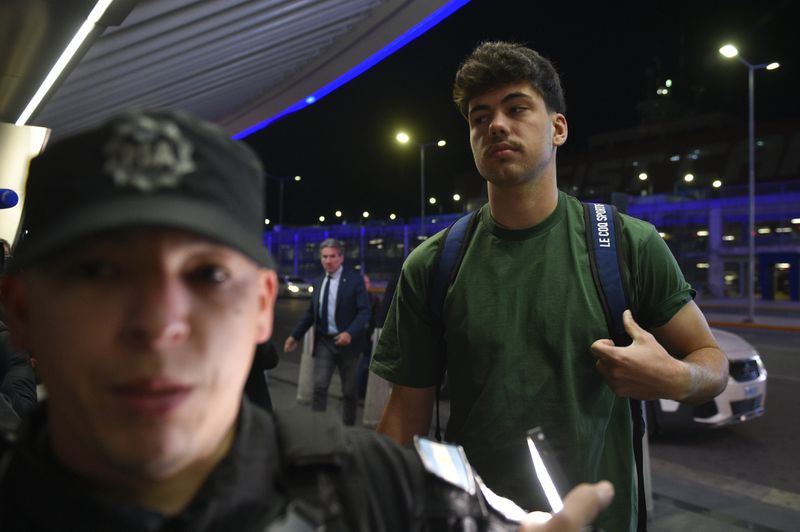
top-left (255, 270), bottom-right (277, 344)
top-left (552, 113), bottom-right (568, 147)
top-left (1, 274), bottom-right (32, 351)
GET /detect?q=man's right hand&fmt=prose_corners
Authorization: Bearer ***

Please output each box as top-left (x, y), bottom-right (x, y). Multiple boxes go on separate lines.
top-left (519, 481), bottom-right (614, 532)
top-left (283, 336), bottom-right (298, 353)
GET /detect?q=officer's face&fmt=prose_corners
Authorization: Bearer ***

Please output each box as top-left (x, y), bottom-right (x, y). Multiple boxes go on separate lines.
top-left (3, 228), bottom-right (276, 483)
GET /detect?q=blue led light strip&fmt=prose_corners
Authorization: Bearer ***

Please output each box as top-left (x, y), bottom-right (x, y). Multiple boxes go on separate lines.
top-left (232, 0), bottom-right (471, 139)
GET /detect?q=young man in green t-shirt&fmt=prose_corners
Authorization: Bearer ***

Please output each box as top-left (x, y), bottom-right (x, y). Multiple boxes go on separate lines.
top-left (371, 41), bottom-right (728, 532)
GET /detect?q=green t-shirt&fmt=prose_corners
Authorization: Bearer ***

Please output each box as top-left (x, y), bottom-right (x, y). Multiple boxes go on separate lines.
top-left (371, 191), bottom-right (694, 532)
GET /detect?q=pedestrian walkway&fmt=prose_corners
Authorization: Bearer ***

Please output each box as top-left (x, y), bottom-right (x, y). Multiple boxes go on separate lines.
top-left (650, 457), bottom-right (800, 531)
top-left (698, 298), bottom-right (800, 331)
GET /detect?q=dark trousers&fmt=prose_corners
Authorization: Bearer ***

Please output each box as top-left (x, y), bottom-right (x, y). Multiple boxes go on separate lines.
top-left (312, 335), bottom-right (359, 425)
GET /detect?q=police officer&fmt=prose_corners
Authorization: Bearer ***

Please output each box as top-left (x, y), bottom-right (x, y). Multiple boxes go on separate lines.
top-left (0, 109), bottom-right (612, 531)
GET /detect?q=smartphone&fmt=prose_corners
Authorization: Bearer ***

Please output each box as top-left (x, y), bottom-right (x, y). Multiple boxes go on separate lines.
top-left (527, 427), bottom-right (607, 531)
top-left (526, 427), bottom-right (567, 513)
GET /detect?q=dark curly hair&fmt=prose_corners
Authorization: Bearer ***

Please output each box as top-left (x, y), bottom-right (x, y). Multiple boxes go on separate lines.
top-left (453, 41), bottom-right (566, 118)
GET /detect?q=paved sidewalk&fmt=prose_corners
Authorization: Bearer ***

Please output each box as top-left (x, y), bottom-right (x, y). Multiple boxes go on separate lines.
top-left (698, 298), bottom-right (800, 331)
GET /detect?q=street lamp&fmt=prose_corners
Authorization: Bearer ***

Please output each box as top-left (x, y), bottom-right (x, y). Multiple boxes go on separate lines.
top-left (719, 43), bottom-right (780, 322)
top-left (265, 174), bottom-right (302, 227)
top-left (396, 132), bottom-right (446, 236)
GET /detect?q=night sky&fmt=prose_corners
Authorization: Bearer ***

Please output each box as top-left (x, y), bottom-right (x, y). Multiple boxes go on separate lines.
top-left (244, 0), bottom-right (799, 225)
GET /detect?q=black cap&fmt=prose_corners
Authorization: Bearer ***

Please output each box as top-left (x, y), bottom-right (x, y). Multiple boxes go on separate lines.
top-left (13, 109), bottom-right (274, 269)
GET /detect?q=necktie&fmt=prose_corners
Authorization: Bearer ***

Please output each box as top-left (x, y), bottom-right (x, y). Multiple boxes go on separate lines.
top-left (319, 274), bottom-right (332, 334)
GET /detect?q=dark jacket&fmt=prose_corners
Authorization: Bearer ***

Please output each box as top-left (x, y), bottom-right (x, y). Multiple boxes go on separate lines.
top-left (0, 402), bottom-right (519, 531)
top-left (290, 268), bottom-right (371, 350)
top-left (0, 321), bottom-right (37, 429)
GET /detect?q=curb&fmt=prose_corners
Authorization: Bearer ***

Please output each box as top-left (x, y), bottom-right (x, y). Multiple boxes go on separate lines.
top-left (707, 320), bottom-right (800, 333)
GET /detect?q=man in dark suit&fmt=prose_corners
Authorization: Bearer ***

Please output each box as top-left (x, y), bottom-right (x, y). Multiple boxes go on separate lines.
top-left (283, 239), bottom-right (370, 425)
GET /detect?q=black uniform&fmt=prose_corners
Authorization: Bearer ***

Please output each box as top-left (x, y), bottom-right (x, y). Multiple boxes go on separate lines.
top-left (0, 321), bottom-right (37, 431)
top-left (0, 401), bottom-right (520, 531)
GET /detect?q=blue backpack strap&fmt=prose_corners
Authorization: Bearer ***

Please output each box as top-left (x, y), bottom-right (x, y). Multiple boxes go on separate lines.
top-left (429, 210), bottom-right (479, 323)
top-left (583, 201), bottom-right (649, 531)
top-left (583, 202), bottom-right (631, 346)
top-left (428, 209), bottom-right (480, 441)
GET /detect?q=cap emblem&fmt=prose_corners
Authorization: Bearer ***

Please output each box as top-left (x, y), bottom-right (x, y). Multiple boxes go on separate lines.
top-left (103, 115), bottom-right (196, 191)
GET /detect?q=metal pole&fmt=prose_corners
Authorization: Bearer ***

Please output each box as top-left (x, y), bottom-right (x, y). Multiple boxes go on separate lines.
top-left (420, 144), bottom-right (426, 237)
top-left (747, 67), bottom-right (756, 323)
top-left (279, 179), bottom-right (285, 228)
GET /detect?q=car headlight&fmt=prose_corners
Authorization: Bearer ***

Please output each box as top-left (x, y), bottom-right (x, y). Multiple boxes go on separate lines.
top-left (288, 285), bottom-right (299, 293)
top-left (308, 286), bottom-right (314, 293)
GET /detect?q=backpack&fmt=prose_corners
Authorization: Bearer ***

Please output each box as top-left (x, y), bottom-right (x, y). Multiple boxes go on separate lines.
top-left (428, 202), bottom-right (648, 531)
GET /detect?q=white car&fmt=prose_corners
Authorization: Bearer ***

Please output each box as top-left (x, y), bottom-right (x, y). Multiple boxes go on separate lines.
top-left (647, 327), bottom-right (767, 434)
top-left (277, 275), bottom-right (314, 299)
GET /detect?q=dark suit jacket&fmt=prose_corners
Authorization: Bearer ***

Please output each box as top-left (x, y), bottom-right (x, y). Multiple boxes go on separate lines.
top-left (290, 268), bottom-right (371, 352)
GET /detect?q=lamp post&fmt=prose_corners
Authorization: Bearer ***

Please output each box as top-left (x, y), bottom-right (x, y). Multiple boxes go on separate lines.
top-left (396, 132), bottom-right (446, 237)
top-left (265, 174), bottom-right (302, 227)
top-left (719, 44), bottom-right (779, 323)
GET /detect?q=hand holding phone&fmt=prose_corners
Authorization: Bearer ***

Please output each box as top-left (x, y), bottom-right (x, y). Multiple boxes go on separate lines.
top-left (525, 427), bottom-right (611, 532)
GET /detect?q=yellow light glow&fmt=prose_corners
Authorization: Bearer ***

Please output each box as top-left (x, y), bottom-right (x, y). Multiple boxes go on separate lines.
top-left (775, 263), bottom-right (791, 270)
top-left (389, 213), bottom-right (397, 220)
top-left (719, 44), bottom-right (739, 58)
top-left (453, 193), bottom-right (461, 201)
top-left (335, 210), bottom-right (342, 217)
top-left (696, 230), bottom-right (709, 237)
top-left (757, 227), bottom-right (771, 234)
top-left (638, 172), bottom-right (648, 181)
top-left (294, 175), bottom-right (302, 182)
top-left (362, 211), bottom-right (370, 218)
top-left (429, 197), bottom-right (437, 205)
top-left (766, 62), bottom-right (780, 71)
top-left (396, 132), bottom-right (410, 144)
top-left (696, 263), bottom-right (710, 269)
top-left (684, 173), bottom-right (695, 183)
top-left (437, 140), bottom-right (447, 147)
top-left (318, 216), bottom-right (325, 222)
top-left (712, 180), bottom-right (722, 188)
